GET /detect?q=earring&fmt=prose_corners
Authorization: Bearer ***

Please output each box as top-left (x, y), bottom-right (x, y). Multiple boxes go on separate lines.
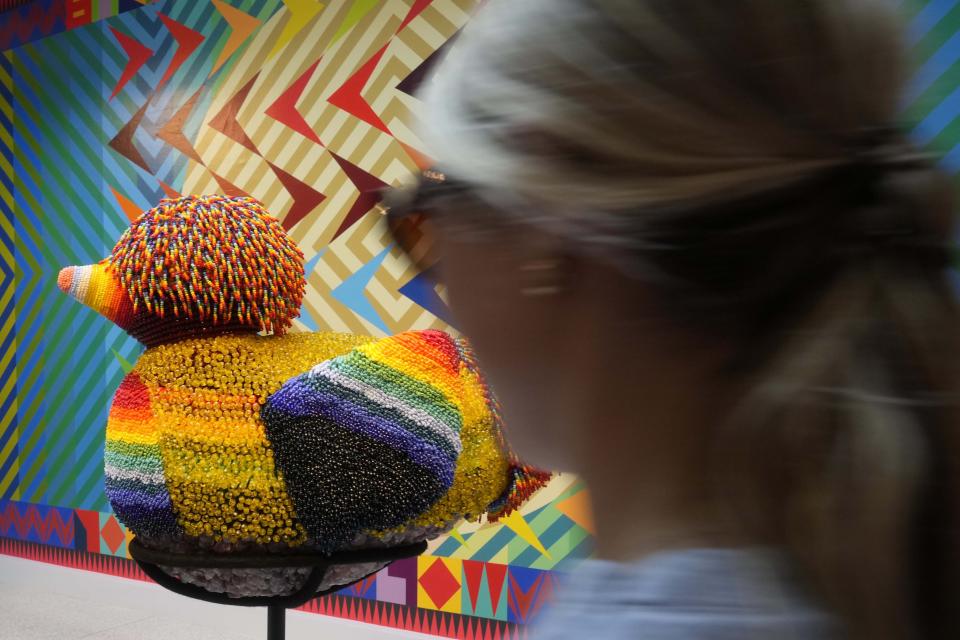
top-left (520, 260), bottom-right (563, 297)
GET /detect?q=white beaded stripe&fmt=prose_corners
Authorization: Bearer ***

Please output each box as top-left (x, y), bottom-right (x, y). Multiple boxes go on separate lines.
top-left (69, 264), bottom-right (92, 302)
top-left (309, 364), bottom-right (463, 455)
top-left (105, 465), bottom-right (166, 486)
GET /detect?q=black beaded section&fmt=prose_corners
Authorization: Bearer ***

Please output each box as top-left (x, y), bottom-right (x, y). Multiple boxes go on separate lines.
top-left (263, 412), bottom-right (448, 554)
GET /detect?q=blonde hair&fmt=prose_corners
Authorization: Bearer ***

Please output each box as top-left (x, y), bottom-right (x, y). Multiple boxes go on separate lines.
top-left (422, 1), bottom-right (960, 638)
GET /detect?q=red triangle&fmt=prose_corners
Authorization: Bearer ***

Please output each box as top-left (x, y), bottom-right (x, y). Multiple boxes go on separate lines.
top-left (486, 563), bottom-right (508, 617)
top-left (398, 0), bottom-right (433, 32)
top-left (158, 180), bottom-right (181, 198)
top-left (268, 162), bottom-right (326, 230)
top-left (329, 152), bottom-right (389, 238)
top-left (108, 98), bottom-right (152, 173)
top-left (155, 87), bottom-right (205, 164)
top-left (209, 74), bottom-right (260, 153)
top-left (331, 151), bottom-right (389, 193)
top-left (156, 13), bottom-right (205, 89)
top-left (265, 58), bottom-right (324, 145)
top-left (109, 27), bottom-right (153, 100)
top-left (463, 560), bottom-right (484, 612)
top-left (328, 44), bottom-right (391, 134)
top-left (210, 170), bottom-right (249, 198)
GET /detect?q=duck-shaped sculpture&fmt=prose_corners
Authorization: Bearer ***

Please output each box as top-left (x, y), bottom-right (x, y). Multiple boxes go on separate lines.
top-left (58, 194), bottom-right (548, 597)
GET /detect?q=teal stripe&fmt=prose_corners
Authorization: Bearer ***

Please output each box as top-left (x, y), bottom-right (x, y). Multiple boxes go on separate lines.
top-left (335, 352), bottom-right (461, 429)
top-left (105, 441), bottom-right (163, 464)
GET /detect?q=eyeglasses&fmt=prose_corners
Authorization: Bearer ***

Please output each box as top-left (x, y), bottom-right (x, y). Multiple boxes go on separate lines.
top-left (377, 168), bottom-right (472, 274)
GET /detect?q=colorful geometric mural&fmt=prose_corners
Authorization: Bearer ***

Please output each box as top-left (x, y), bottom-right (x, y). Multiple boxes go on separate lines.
top-left (0, 1), bottom-right (591, 635)
top-left (2, 0), bottom-right (958, 637)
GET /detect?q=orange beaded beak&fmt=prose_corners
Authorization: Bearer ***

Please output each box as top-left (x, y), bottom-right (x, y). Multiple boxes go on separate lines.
top-left (58, 262), bottom-right (133, 326)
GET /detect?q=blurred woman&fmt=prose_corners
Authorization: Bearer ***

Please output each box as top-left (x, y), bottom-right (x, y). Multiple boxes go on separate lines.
top-left (384, 1), bottom-right (960, 638)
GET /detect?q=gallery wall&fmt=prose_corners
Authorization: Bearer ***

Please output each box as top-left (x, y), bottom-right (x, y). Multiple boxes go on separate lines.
top-left (0, 1), bottom-right (593, 638)
top-left (0, 0), bottom-right (957, 638)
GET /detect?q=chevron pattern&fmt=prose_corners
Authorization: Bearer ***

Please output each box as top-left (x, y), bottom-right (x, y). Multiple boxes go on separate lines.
top-left (0, 50), bottom-right (17, 502)
top-left (0, 499), bottom-right (74, 548)
top-left (7, 26), bottom-right (140, 512)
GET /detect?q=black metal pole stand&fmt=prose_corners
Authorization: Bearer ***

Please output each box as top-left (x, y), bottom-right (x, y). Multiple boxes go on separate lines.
top-left (128, 538), bottom-right (428, 640)
top-left (268, 605), bottom-right (285, 640)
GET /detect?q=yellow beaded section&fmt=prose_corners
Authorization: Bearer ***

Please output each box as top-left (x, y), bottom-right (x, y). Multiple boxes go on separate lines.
top-left (134, 332), bottom-right (374, 545)
top-left (405, 361), bottom-right (510, 528)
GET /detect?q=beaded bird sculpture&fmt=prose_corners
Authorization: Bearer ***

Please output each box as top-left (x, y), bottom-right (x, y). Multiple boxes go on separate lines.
top-left (58, 195), bottom-right (549, 598)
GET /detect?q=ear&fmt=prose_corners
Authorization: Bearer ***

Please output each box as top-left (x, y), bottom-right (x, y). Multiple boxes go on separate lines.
top-left (58, 261), bottom-right (135, 328)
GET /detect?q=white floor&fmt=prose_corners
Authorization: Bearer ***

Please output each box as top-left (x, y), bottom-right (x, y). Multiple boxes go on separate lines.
top-left (0, 555), bottom-right (437, 640)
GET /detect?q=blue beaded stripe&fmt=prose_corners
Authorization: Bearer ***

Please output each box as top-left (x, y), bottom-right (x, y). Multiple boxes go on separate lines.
top-left (265, 375), bottom-right (457, 482)
top-left (317, 366), bottom-right (462, 455)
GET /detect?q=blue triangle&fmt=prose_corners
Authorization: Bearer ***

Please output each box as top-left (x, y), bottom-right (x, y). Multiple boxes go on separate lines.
top-left (298, 250), bottom-right (327, 331)
top-left (298, 305), bottom-right (319, 331)
top-left (304, 249), bottom-right (326, 276)
top-left (398, 266), bottom-right (457, 327)
top-left (331, 247), bottom-right (391, 334)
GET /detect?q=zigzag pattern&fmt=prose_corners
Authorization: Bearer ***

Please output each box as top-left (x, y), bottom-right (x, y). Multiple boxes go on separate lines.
top-left (8, 25), bottom-right (139, 511)
top-left (0, 537), bottom-right (151, 580)
top-left (177, 0), bottom-right (474, 335)
top-left (0, 537), bottom-right (529, 639)
top-left (0, 50), bottom-right (18, 502)
top-left (0, 0), bottom-right (64, 50)
top-left (0, 500), bottom-right (74, 547)
top-left (299, 591), bottom-right (527, 640)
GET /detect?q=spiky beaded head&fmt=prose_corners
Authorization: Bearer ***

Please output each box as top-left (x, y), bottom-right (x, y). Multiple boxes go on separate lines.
top-left (108, 195), bottom-right (306, 335)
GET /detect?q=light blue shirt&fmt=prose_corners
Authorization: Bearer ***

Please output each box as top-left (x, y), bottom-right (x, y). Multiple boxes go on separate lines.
top-left (531, 548), bottom-right (841, 640)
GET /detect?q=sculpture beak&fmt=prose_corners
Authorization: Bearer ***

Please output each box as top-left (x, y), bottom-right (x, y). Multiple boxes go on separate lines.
top-left (57, 262), bottom-right (129, 324)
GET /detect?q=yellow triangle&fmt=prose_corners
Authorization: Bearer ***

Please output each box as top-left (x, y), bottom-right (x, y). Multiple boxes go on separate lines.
top-left (331, 0), bottom-right (379, 43)
top-left (210, 0), bottom-right (262, 75)
top-left (269, 0), bottom-right (325, 58)
top-left (500, 511), bottom-right (551, 560)
top-left (449, 528), bottom-right (469, 549)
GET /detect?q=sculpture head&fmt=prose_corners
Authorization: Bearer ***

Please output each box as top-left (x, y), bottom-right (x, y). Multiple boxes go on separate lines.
top-left (58, 195), bottom-right (306, 346)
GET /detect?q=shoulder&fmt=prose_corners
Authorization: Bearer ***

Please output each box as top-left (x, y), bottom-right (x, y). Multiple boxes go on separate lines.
top-left (529, 550), bottom-right (842, 640)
